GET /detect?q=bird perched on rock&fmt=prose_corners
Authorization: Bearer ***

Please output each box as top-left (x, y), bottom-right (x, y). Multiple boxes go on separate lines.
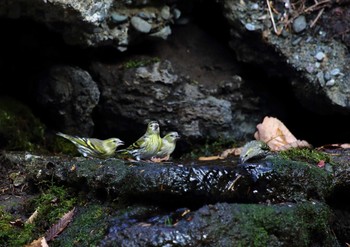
top-left (57, 132), bottom-right (124, 158)
top-left (152, 131), bottom-right (180, 162)
top-left (121, 121), bottom-right (162, 161)
top-left (239, 140), bottom-right (271, 164)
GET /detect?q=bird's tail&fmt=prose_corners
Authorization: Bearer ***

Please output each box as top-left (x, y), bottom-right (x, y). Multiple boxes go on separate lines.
top-left (57, 132), bottom-right (68, 138)
top-left (57, 132), bottom-right (74, 141)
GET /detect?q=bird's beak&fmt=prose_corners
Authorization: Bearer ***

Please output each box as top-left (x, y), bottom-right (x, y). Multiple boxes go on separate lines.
top-left (239, 156), bottom-right (245, 164)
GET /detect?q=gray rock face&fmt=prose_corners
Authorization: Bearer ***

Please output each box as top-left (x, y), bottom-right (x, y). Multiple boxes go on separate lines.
top-left (0, 0), bottom-right (176, 49)
top-left (91, 59), bottom-right (264, 142)
top-left (222, 0), bottom-right (350, 114)
top-left (37, 65), bottom-right (100, 135)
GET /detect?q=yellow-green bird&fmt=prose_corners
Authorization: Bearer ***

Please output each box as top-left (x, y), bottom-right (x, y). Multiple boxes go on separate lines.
top-left (57, 132), bottom-right (124, 158)
top-left (123, 121), bottom-right (162, 161)
top-left (239, 140), bottom-right (270, 163)
top-left (152, 131), bottom-right (180, 162)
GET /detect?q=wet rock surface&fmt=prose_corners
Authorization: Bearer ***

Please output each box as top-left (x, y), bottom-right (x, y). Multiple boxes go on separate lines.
top-left (101, 202), bottom-right (337, 246)
top-left (1, 151), bottom-right (333, 204)
top-left (2, 150), bottom-right (350, 246)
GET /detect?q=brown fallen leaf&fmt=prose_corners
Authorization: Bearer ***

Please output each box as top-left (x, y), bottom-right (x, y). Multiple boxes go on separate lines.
top-left (254, 116), bottom-right (311, 151)
top-left (26, 208), bottom-right (39, 225)
top-left (198, 147), bottom-right (242, 161)
top-left (198, 156), bottom-right (222, 161)
top-left (219, 147), bottom-right (242, 158)
top-left (25, 237), bottom-right (48, 247)
top-left (45, 207), bottom-right (76, 242)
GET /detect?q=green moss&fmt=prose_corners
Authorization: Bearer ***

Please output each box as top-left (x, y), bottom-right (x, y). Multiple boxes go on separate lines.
top-left (52, 204), bottom-right (110, 247)
top-left (279, 148), bottom-right (331, 164)
top-left (32, 185), bottom-right (77, 232)
top-left (266, 156), bottom-right (332, 201)
top-left (0, 97), bottom-right (45, 151)
top-left (0, 185), bottom-right (77, 246)
top-left (0, 206), bottom-right (35, 246)
top-left (226, 202), bottom-right (335, 246)
top-left (123, 57), bottom-right (160, 69)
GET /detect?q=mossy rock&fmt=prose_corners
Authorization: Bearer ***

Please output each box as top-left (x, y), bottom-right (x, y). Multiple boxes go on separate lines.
top-left (100, 202), bottom-right (339, 246)
top-left (0, 185), bottom-right (76, 246)
top-left (0, 206), bottom-right (35, 246)
top-left (248, 156), bottom-right (333, 202)
top-left (51, 203), bottom-right (111, 247)
top-left (0, 97), bottom-right (45, 151)
top-left (279, 148), bottom-right (332, 164)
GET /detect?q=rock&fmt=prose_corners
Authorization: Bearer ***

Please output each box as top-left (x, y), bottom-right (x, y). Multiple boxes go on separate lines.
top-left (331, 68), bottom-right (341, 76)
top-left (315, 51), bottom-right (325, 61)
top-left (90, 58), bottom-right (264, 143)
top-left (36, 65), bottom-right (100, 135)
top-left (0, 0), bottom-right (177, 49)
top-left (2, 149), bottom-right (346, 245)
top-left (110, 12), bottom-right (128, 23)
top-left (160, 6), bottom-right (171, 20)
top-left (101, 202), bottom-right (337, 246)
top-left (2, 151), bottom-right (333, 204)
top-left (149, 26), bottom-right (172, 39)
top-left (245, 23), bottom-right (256, 31)
top-left (326, 79), bottom-right (335, 87)
top-left (172, 8), bottom-right (181, 19)
top-left (292, 15), bottom-right (307, 33)
top-left (131, 16), bottom-right (152, 33)
top-left (222, 0), bottom-right (350, 115)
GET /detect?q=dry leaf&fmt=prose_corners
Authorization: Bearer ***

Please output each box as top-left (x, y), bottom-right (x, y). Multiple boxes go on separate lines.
top-left (198, 156), bottom-right (222, 161)
top-left (10, 219), bottom-right (24, 227)
top-left (26, 209), bottom-right (39, 224)
top-left (254, 116), bottom-right (311, 151)
top-left (45, 207), bottom-right (75, 242)
top-left (25, 237), bottom-right (48, 247)
top-left (198, 147), bottom-right (242, 161)
top-left (276, 140), bottom-right (311, 151)
top-left (219, 147), bottom-right (242, 158)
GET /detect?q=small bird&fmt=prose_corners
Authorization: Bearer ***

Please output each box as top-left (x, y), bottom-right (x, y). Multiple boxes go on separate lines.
top-left (239, 140), bottom-right (271, 164)
top-left (152, 131), bottom-right (180, 162)
top-left (57, 132), bottom-right (124, 158)
top-left (122, 121), bottom-right (162, 161)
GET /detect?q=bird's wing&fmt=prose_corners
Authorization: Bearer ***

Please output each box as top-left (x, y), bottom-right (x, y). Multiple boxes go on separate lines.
top-left (128, 134), bottom-right (147, 150)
